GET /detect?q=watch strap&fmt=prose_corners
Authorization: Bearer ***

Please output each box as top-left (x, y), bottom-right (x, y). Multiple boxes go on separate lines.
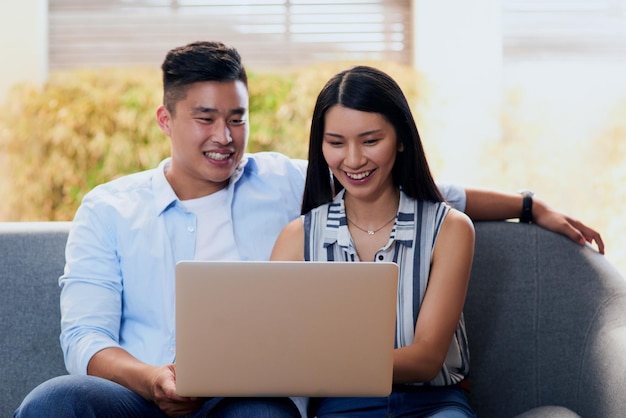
top-left (519, 191), bottom-right (534, 223)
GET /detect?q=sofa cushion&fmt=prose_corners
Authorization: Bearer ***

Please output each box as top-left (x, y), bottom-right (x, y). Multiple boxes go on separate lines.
top-left (514, 405), bottom-right (582, 418)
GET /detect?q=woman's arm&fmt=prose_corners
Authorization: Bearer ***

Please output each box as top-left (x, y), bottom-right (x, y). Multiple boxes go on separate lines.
top-left (393, 209), bottom-right (475, 383)
top-left (270, 218), bottom-right (305, 261)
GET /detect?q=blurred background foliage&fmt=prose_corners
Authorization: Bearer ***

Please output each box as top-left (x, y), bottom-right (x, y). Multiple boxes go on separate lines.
top-left (0, 61), bottom-right (423, 221)
top-left (1, 60), bottom-right (625, 275)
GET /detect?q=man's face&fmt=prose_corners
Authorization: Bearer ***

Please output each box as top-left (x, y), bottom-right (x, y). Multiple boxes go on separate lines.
top-left (157, 80), bottom-right (249, 200)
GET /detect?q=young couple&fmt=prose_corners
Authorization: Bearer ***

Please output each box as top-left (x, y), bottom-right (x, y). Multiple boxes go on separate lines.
top-left (14, 41), bottom-right (603, 418)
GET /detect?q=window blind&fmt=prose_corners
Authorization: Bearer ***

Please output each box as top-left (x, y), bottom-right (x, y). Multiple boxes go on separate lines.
top-left (49, 0), bottom-right (412, 70)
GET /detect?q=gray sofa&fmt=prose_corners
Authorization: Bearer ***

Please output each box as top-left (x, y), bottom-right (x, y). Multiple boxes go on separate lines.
top-left (1, 221), bottom-right (625, 418)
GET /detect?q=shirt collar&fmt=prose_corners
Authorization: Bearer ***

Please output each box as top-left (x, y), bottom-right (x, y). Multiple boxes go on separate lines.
top-left (151, 155), bottom-right (255, 216)
top-left (230, 154), bottom-right (253, 184)
top-left (322, 189), bottom-right (416, 250)
top-left (152, 158), bottom-right (179, 215)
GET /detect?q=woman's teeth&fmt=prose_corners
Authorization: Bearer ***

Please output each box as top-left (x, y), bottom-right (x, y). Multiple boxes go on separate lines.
top-left (345, 170), bottom-right (371, 180)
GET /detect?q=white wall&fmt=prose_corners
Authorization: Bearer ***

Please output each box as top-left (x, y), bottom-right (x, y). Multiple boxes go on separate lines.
top-left (412, 0), bottom-right (503, 185)
top-left (0, 0), bottom-right (48, 104)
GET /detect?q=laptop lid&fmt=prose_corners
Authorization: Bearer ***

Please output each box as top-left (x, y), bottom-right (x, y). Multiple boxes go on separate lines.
top-left (175, 260), bottom-right (398, 398)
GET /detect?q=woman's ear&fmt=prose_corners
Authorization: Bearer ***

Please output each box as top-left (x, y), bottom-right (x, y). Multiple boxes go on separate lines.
top-left (397, 141), bottom-right (404, 152)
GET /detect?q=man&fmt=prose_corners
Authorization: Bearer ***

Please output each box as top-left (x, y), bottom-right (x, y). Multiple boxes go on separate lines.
top-left (14, 41), bottom-right (603, 418)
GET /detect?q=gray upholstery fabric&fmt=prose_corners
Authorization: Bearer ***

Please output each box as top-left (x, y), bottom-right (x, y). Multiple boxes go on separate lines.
top-left (0, 222), bottom-right (70, 417)
top-left (1, 221), bottom-right (625, 418)
top-left (514, 406), bottom-right (582, 418)
top-left (465, 222), bottom-right (626, 418)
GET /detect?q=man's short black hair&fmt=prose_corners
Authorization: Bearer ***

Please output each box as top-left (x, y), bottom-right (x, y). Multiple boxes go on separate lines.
top-left (161, 41), bottom-right (248, 114)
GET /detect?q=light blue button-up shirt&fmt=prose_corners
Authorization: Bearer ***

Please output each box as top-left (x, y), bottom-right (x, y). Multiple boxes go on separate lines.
top-left (59, 151), bottom-right (465, 416)
top-left (60, 152), bottom-right (308, 374)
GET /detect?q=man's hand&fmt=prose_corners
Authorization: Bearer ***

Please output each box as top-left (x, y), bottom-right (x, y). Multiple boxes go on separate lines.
top-left (463, 188), bottom-right (605, 254)
top-left (88, 348), bottom-right (207, 417)
top-left (532, 197), bottom-right (605, 254)
top-left (148, 364), bottom-right (206, 417)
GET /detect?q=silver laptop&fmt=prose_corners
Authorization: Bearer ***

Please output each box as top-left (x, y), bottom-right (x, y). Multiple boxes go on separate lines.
top-left (175, 260), bottom-right (398, 398)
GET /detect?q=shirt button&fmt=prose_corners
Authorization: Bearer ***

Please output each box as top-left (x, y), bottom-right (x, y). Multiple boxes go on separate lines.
top-left (377, 255), bottom-right (384, 261)
top-left (187, 226), bottom-right (194, 232)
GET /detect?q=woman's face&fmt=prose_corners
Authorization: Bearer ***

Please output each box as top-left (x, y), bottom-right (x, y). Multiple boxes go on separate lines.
top-left (322, 105), bottom-right (401, 201)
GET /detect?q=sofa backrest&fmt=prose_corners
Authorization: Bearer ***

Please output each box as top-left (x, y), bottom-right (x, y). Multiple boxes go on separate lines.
top-left (465, 221), bottom-right (626, 417)
top-left (0, 222), bottom-right (70, 418)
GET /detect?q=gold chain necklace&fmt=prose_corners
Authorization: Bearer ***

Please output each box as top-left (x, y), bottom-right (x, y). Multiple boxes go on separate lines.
top-left (346, 214), bottom-right (396, 235)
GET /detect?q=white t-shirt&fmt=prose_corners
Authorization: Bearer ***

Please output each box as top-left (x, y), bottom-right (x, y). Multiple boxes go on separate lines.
top-left (180, 189), bottom-right (240, 261)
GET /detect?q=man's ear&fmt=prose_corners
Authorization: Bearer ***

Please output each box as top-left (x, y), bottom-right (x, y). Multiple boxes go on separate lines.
top-left (156, 105), bottom-right (172, 136)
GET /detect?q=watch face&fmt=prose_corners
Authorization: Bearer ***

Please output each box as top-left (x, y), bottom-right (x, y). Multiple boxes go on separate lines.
top-left (519, 190), bottom-right (534, 198)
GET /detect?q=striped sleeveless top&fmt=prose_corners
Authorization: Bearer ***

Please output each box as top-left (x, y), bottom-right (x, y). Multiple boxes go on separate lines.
top-left (303, 189), bottom-right (470, 386)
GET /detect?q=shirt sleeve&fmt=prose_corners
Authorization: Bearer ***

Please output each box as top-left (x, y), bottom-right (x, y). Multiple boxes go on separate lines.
top-left (291, 158), bottom-right (308, 179)
top-left (436, 182), bottom-right (466, 212)
top-left (59, 193), bottom-right (123, 375)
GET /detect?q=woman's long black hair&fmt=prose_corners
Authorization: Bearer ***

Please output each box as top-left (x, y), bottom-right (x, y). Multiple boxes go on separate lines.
top-left (301, 65), bottom-right (443, 215)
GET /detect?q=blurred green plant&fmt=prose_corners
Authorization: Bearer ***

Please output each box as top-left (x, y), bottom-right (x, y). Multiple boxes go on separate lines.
top-left (0, 62), bottom-right (422, 221)
top-left (0, 68), bottom-right (166, 221)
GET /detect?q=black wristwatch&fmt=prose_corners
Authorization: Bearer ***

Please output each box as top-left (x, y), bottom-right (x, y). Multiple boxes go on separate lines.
top-left (519, 190), bottom-right (534, 224)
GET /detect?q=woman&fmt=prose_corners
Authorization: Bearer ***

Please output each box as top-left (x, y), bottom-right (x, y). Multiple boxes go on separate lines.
top-left (270, 65), bottom-right (476, 417)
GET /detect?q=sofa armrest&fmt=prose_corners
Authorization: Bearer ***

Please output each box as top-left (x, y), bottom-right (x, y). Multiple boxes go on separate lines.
top-left (0, 222), bottom-right (71, 417)
top-left (465, 221), bottom-right (626, 417)
top-left (577, 294), bottom-right (626, 417)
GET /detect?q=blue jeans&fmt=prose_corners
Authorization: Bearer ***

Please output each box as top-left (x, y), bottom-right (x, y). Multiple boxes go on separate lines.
top-left (311, 385), bottom-right (475, 418)
top-left (14, 375), bottom-right (300, 418)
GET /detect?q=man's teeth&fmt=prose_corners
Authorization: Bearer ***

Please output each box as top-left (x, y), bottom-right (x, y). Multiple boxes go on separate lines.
top-left (346, 171), bottom-right (371, 180)
top-left (204, 152), bottom-right (230, 161)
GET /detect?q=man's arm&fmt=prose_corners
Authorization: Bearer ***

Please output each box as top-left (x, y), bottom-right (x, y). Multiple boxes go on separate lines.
top-left (463, 187), bottom-right (604, 254)
top-left (87, 348), bottom-right (203, 417)
top-left (60, 193), bottom-right (203, 417)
